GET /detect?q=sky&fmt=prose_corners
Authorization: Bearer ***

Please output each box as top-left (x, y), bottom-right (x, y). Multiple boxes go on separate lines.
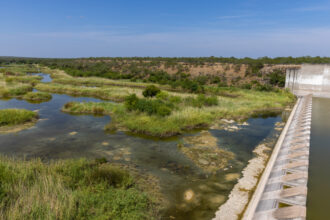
top-left (1, 0), bottom-right (330, 58)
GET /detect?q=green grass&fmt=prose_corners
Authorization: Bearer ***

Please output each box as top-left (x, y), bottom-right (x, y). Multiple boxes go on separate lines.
top-left (53, 75), bottom-right (167, 89)
top-left (35, 83), bottom-right (144, 102)
top-left (0, 64), bottom-right (40, 75)
top-left (0, 109), bottom-right (38, 126)
top-left (4, 75), bottom-right (42, 85)
top-left (62, 89), bottom-right (295, 137)
top-left (23, 92), bottom-right (52, 102)
top-left (0, 155), bottom-right (157, 219)
top-left (0, 83), bottom-right (33, 98)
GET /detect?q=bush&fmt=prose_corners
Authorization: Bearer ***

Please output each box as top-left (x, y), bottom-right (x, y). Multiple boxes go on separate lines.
top-left (125, 94), bottom-right (172, 116)
top-left (125, 94), bottom-right (139, 111)
top-left (269, 70), bottom-right (285, 87)
top-left (142, 85), bottom-right (161, 97)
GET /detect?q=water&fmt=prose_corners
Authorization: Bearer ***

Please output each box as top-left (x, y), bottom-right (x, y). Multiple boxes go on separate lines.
top-left (307, 98), bottom-right (330, 219)
top-left (31, 73), bottom-right (52, 83)
top-left (0, 73), bottom-right (284, 219)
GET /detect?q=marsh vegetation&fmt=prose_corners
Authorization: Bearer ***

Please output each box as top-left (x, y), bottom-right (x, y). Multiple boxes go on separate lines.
top-left (0, 62), bottom-right (296, 219)
top-left (23, 92), bottom-right (52, 102)
top-left (62, 87), bottom-right (293, 137)
top-left (0, 109), bottom-right (38, 127)
top-left (0, 156), bottom-right (157, 219)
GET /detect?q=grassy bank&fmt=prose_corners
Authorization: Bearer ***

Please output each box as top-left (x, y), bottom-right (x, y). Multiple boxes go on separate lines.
top-left (0, 64), bottom-right (40, 76)
top-left (62, 89), bottom-right (295, 137)
top-left (35, 83), bottom-right (144, 102)
top-left (0, 156), bottom-right (157, 219)
top-left (4, 75), bottom-right (42, 85)
top-left (0, 83), bottom-right (33, 98)
top-left (0, 109), bottom-right (38, 126)
top-left (53, 76), bottom-right (166, 90)
top-left (23, 92), bottom-right (52, 102)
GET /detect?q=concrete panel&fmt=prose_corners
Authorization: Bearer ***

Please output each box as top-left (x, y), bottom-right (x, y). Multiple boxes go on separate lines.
top-left (286, 64), bottom-right (330, 97)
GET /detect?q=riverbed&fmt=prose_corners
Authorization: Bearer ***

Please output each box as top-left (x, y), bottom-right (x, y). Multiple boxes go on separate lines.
top-left (0, 73), bottom-right (286, 219)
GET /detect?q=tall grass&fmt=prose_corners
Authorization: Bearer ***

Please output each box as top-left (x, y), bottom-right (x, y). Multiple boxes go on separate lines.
top-left (0, 156), bottom-right (156, 219)
top-left (23, 92), bottom-right (52, 102)
top-left (0, 83), bottom-right (33, 98)
top-left (35, 83), bottom-right (144, 102)
top-left (0, 109), bottom-right (38, 126)
top-left (62, 89), bottom-right (295, 137)
top-left (4, 75), bottom-right (42, 85)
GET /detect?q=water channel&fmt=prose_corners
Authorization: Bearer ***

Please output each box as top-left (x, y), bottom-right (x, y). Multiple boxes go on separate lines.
top-left (307, 97), bottom-right (330, 220)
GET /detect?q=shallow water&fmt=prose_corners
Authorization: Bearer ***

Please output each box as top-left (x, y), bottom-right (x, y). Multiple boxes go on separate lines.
top-left (0, 73), bottom-right (284, 219)
top-left (307, 98), bottom-right (330, 219)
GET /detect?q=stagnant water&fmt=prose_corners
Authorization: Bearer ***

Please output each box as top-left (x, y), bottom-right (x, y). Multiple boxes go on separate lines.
top-left (307, 98), bottom-right (330, 219)
top-left (0, 74), bottom-right (285, 219)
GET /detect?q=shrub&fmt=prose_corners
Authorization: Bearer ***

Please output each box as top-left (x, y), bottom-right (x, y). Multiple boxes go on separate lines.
top-left (125, 94), bottom-right (172, 116)
top-left (142, 85), bottom-right (161, 97)
top-left (125, 94), bottom-right (139, 111)
top-left (269, 70), bottom-right (285, 87)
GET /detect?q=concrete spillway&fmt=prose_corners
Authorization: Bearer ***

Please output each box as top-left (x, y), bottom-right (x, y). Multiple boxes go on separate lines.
top-left (242, 64), bottom-right (330, 219)
top-left (243, 95), bottom-right (312, 220)
top-left (286, 64), bottom-right (330, 98)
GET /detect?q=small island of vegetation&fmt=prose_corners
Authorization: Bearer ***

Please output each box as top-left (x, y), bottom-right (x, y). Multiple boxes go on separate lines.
top-left (0, 109), bottom-right (39, 133)
top-left (23, 91), bottom-right (52, 103)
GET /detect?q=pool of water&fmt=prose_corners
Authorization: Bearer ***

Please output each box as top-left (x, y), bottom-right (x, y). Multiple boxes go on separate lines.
top-left (0, 73), bottom-right (285, 219)
top-left (307, 98), bottom-right (330, 219)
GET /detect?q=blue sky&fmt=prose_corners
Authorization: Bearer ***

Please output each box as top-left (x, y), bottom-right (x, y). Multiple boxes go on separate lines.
top-left (1, 0), bottom-right (330, 58)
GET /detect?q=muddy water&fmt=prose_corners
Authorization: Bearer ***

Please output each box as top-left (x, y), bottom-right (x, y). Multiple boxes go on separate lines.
top-left (0, 74), bottom-right (285, 219)
top-left (307, 98), bottom-right (330, 219)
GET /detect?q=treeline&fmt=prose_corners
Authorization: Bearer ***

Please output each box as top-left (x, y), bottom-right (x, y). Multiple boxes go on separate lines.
top-left (2, 56), bottom-right (330, 65)
top-left (0, 56), bottom-right (326, 92)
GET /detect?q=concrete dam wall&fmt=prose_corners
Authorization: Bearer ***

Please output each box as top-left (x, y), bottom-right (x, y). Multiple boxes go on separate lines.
top-left (286, 64), bottom-right (330, 97)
